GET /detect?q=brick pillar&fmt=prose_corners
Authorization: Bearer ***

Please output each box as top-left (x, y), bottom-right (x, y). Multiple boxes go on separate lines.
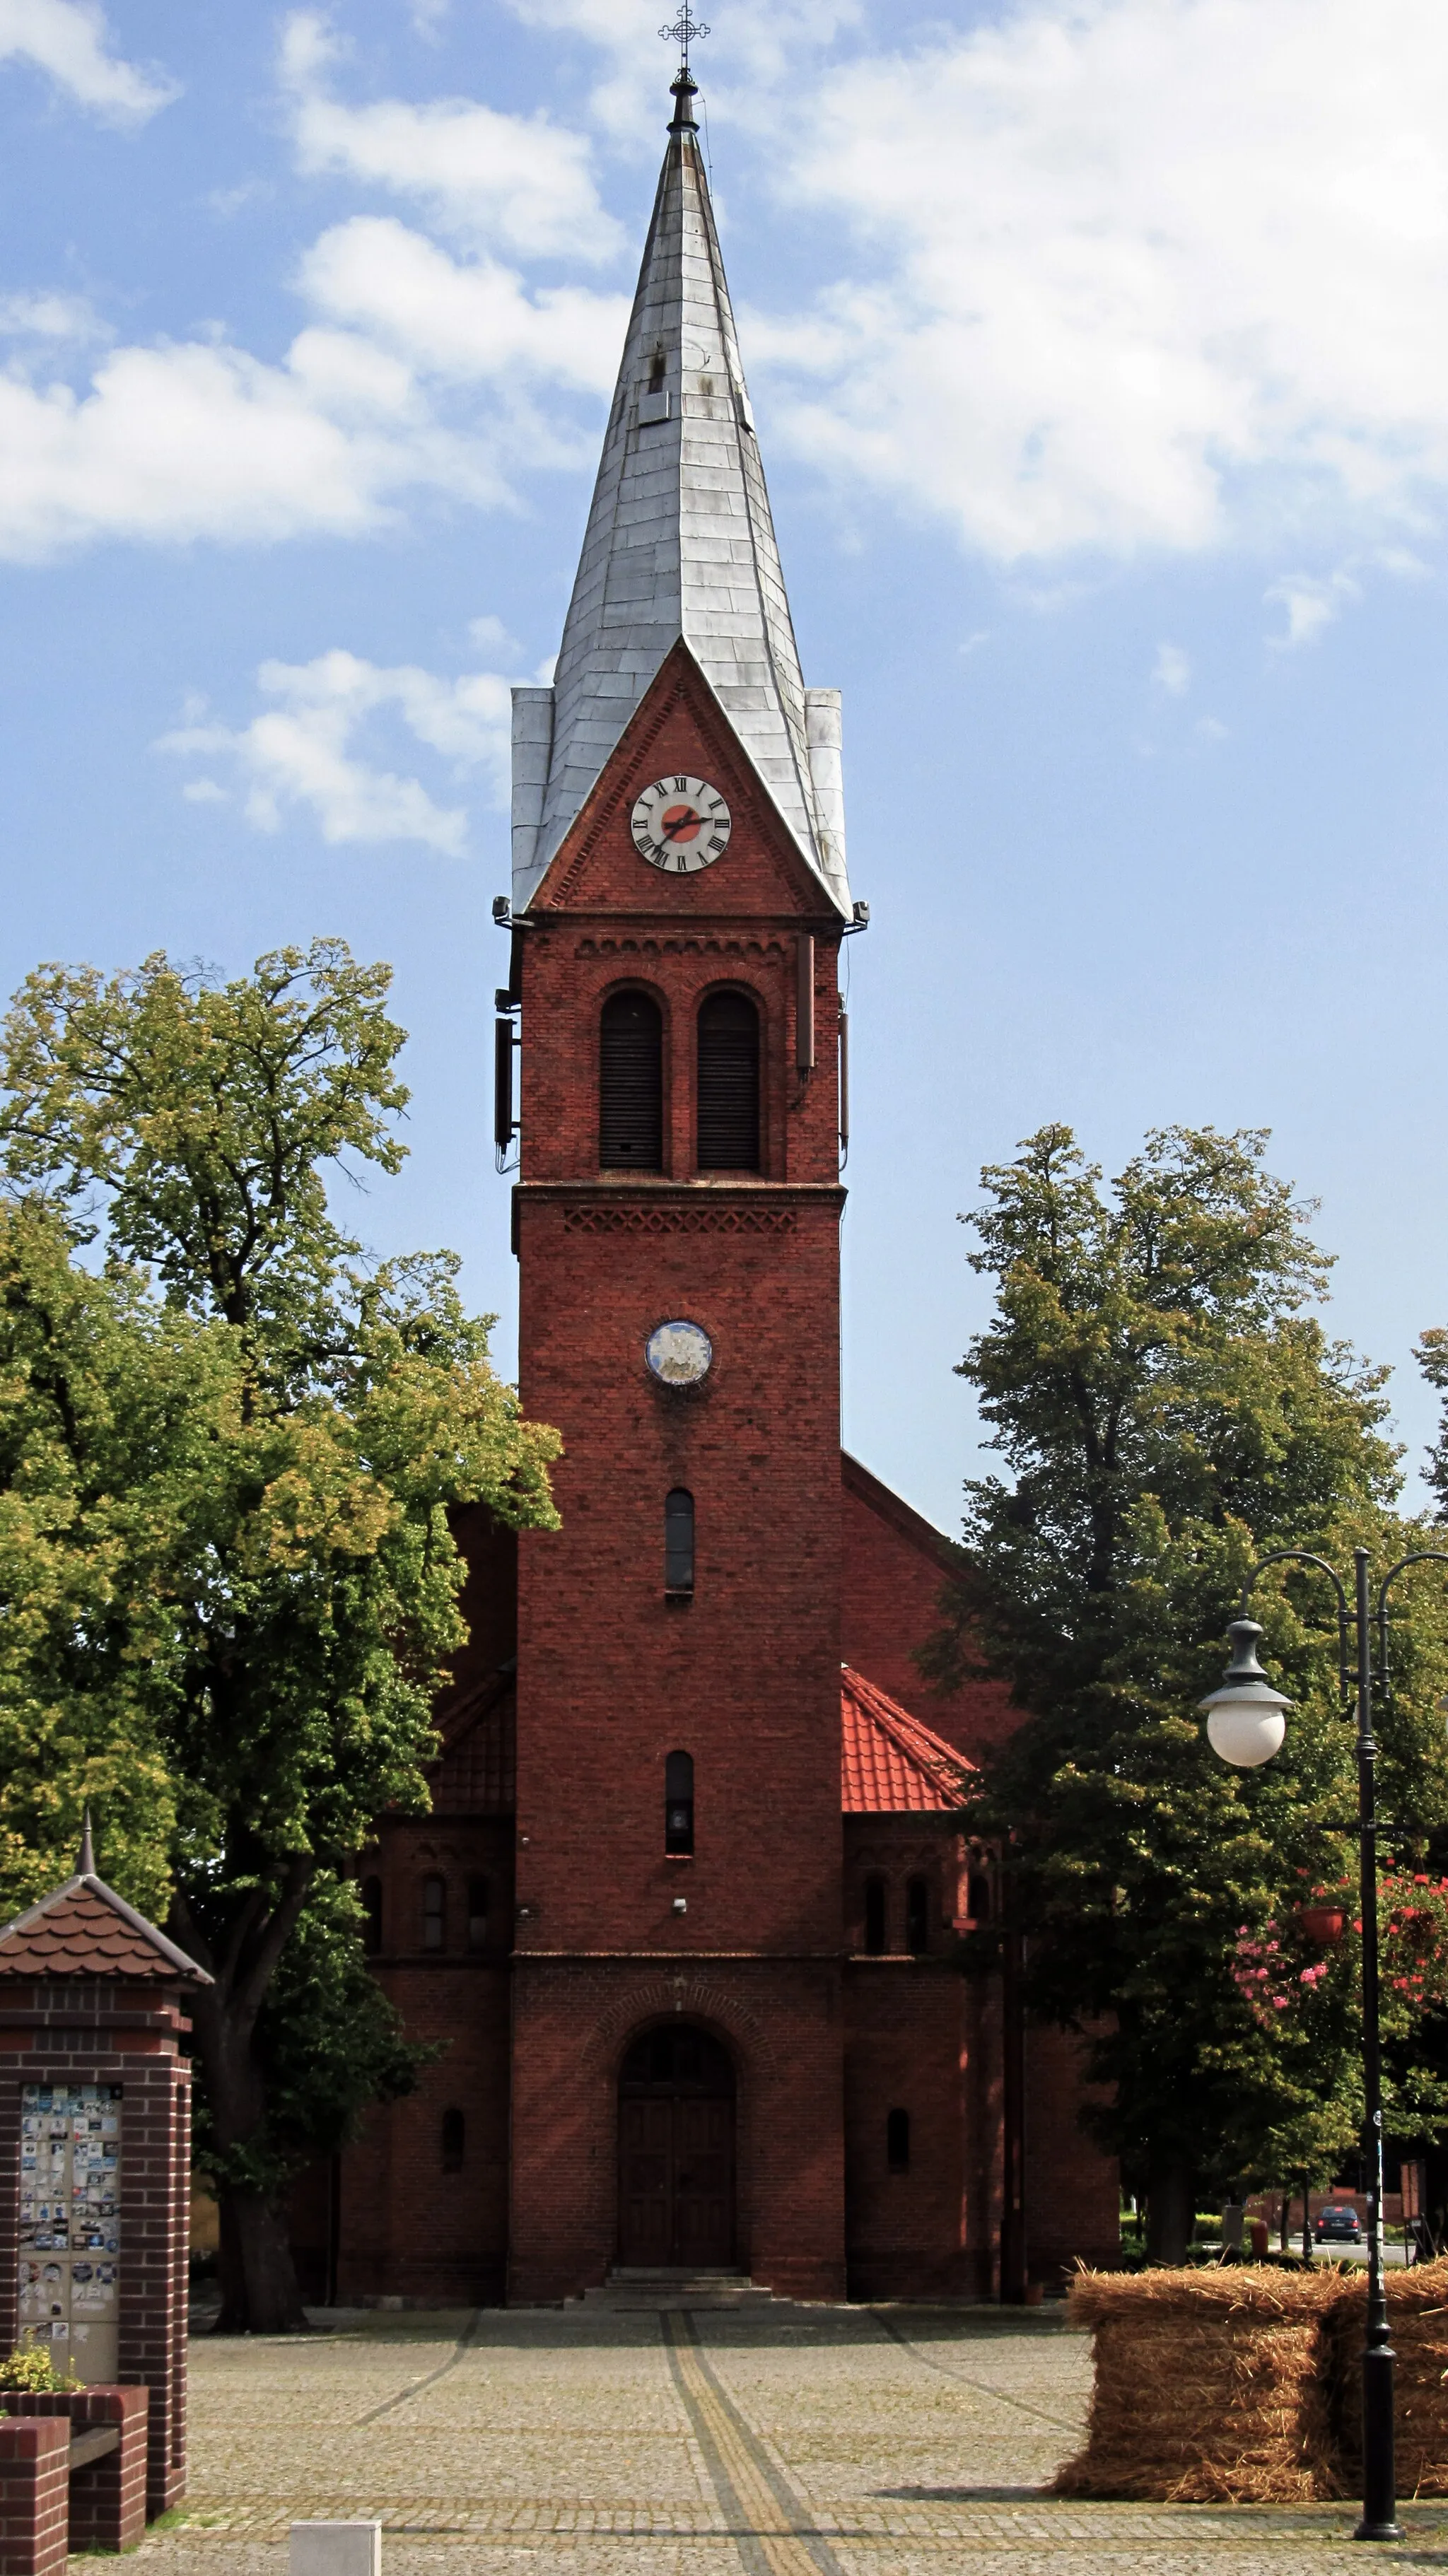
top-left (0, 2391), bottom-right (149, 2555)
top-left (0, 2416), bottom-right (68, 2576)
top-left (0, 1854), bottom-right (211, 2522)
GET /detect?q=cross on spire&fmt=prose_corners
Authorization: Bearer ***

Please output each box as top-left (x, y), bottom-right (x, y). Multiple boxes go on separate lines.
top-left (660, 7), bottom-right (708, 75)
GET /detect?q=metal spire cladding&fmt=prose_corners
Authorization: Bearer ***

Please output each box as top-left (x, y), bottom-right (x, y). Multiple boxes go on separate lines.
top-left (510, 56), bottom-right (848, 915)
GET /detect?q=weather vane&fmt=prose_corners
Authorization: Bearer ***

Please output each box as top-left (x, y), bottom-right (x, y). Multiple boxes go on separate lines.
top-left (660, 7), bottom-right (709, 74)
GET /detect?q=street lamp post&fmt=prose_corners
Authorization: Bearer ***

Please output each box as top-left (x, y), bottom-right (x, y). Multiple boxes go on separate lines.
top-left (1200, 1544), bottom-right (1448, 2546)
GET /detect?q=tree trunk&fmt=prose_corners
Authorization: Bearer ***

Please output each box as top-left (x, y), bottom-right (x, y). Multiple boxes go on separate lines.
top-left (216, 2188), bottom-right (308, 2334)
top-left (1145, 2152), bottom-right (1197, 2264)
top-left (175, 1864), bottom-right (314, 2335)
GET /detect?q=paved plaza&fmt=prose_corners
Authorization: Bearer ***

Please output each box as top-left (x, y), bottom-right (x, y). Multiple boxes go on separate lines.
top-left (115, 2301), bottom-right (1448, 2576)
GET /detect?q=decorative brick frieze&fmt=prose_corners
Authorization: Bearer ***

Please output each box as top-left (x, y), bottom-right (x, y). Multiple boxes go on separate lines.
top-left (561, 1205), bottom-right (797, 1236)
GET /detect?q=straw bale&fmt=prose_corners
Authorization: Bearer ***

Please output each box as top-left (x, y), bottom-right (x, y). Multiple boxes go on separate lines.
top-left (1053, 2266), bottom-right (1341, 2502)
top-left (1330, 2257), bottom-right (1448, 2498)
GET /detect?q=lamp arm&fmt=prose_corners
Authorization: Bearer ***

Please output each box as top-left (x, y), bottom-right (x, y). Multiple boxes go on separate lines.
top-left (1373, 1550), bottom-right (1448, 1703)
top-left (1239, 1549), bottom-right (1351, 1702)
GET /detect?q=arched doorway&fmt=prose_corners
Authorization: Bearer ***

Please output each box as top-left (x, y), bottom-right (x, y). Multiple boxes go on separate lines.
top-left (617, 2025), bottom-right (735, 2268)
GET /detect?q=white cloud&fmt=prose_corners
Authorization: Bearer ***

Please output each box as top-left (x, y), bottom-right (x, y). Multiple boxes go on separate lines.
top-left (1265, 568), bottom-right (1362, 649)
top-left (0, 0), bottom-right (175, 121)
top-left (1152, 643), bottom-right (1191, 696)
top-left (744, 0), bottom-right (1448, 562)
top-left (157, 648), bottom-right (515, 854)
top-left (181, 776), bottom-right (227, 803)
top-left (297, 218), bottom-right (626, 397)
top-left (0, 333), bottom-right (491, 558)
top-left (0, 218), bottom-right (626, 558)
top-left (0, 290), bottom-right (104, 344)
top-left (280, 12), bottom-right (620, 259)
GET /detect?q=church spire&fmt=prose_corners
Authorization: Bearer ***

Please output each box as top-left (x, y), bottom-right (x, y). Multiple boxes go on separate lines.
top-left (511, 28), bottom-right (848, 915)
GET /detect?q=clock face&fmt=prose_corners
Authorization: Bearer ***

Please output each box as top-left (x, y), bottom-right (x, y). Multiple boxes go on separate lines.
top-left (631, 775), bottom-right (732, 874)
top-left (646, 1320), bottom-right (713, 1386)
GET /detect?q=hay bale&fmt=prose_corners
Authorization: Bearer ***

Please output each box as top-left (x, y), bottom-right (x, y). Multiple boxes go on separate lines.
top-left (1052, 2266), bottom-right (1341, 2503)
top-left (1330, 2257), bottom-right (1448, 2498)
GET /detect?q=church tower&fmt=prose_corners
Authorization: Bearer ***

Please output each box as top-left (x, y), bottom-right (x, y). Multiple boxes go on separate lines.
top-left (502, 48), bottom-right (856, 2301)
top-left (327, 37), bottom-right (1122, 2314)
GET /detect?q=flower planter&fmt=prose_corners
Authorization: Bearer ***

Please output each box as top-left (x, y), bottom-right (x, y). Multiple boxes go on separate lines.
top-left (0, 2386), bottom-right (149, 2566)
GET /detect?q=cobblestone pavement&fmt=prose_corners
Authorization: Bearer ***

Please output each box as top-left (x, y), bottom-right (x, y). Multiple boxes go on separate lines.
top-left (117, 2303), bottom-right (1448, 2576)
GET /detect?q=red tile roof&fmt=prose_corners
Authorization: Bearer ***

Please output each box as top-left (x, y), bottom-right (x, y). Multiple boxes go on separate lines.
top-left (0, 1874), bottom-right (210, 1983)
top-left (841, 1665), bottom-right (976, 1814)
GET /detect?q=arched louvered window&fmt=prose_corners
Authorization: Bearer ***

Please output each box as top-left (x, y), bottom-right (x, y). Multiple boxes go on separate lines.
top-left (665, 1750), bottom-right (695, 1855)
top-left (441, 2107), bottom-right (465, 2172)
top-left (906, 1875), bottom-right (930, 1956)
top-left (665, 1488), bottom-right (695, 1596)
top-left (600, 992), bottom-right (663, 1169)
top-left (361, 1876), bottom-right (383, 1956)
top-left (887, 2108), bottom-right (911, 2172)
top-left (696, 990), bottom-right (760, 1171)
top-left (863, 1876), bottom-right (887, 1956)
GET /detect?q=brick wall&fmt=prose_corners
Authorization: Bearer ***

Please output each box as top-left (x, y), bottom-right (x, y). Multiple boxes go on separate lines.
top-left (1, 2388), bottom-right (149, 2554)
top-left (507, 1960), bottom-right (846, 2302)
top-left (1022, 2020), bottom-right (1120, 2281)
top-left (841, 1460), bottom-right (1018, 1762)
top-left (0, 2413), bottom-right (68, 2576)
top-left (0, 1982), bottom-right (192, 2519)
top-left (334, 1817), bottom-right (514, 2307)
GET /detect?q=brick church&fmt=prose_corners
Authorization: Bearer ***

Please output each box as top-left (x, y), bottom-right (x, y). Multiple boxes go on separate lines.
top-left (323, 54), bottom-right (1119, 2307)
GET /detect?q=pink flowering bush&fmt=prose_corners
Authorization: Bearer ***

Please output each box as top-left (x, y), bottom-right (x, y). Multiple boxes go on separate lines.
top-left (1231, 1874), bottom-right (1448, 2042)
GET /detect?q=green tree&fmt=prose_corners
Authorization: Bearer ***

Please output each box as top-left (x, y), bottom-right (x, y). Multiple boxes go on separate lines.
top-left (0, 942), bottom-right (560, 2331)
top-left (0, 1196), bottom-right (208, 1914)
top-left (928, 1125), bottom-right (1448, 2259)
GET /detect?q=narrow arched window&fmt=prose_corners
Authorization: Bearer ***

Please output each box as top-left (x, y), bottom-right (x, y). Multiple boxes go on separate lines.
top-left (863, 1876), bottom-right (887, 1955)
top-left (361, 1876), bottom-right (383, 1956)
top-left (600, 992), bottom-right (663, 1169)
top-left (467, 1877), bottom-right (489, 1953)
top-left (887, 2108), bottom-right (911, 2172)
top-left (967, 1869), bottom-right (992, 1924)
top-left (906, 1875), bottom-right (929, 1955)
top-left (665, 1488), bottom-right (695, 1596)
top-left (697, 990), bottom-right (760, 1171)
top-left (421, 1873), bottom-right (446, 1952)
top-left (441, 2108), bottom-right (465, 2172)
top-left (665, 1750), bottom-right (695, 1855)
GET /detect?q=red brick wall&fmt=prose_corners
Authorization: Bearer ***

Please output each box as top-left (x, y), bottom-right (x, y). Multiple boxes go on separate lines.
top-left (0, 2413), bottom-right (68, 2576)
top-left (2, 2389), bottom-right (149, 2555)
top-left (507, 1961), bottom-right (845, 2302)
top-left (503, 652), bottom-right (850, 2297)
top-left (334, 1816), bottom-right (514, 2306)
top-left (0, 1983), bottom-right (191, 2520)
top-left (1023, 2021), bottom-right (1120, 2281)
top-left (841, 1458), bottom-right (1018, 1762)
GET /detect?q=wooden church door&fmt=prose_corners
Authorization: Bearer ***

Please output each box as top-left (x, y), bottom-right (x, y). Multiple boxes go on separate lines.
top-left (618, 2026), bottom-right (735, 2267)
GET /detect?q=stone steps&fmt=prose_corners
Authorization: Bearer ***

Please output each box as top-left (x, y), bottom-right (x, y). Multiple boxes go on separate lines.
top-left (567, 2268), bottom-right (775, 2312)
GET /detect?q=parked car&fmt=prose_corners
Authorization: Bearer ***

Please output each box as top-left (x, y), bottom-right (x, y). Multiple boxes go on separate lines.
top-left (1314, 2203), bottom-right (1363, 2242)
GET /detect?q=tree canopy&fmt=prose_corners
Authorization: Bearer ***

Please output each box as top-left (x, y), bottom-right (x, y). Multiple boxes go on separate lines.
top-left (0, 942), bottom-right (560, 2328)
top-left (928, 1125), bottom-right (1448, 2256)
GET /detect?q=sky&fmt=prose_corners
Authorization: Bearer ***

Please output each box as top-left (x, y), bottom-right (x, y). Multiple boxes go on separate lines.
top-left (2, 0), bottom-right (1448, 1535)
